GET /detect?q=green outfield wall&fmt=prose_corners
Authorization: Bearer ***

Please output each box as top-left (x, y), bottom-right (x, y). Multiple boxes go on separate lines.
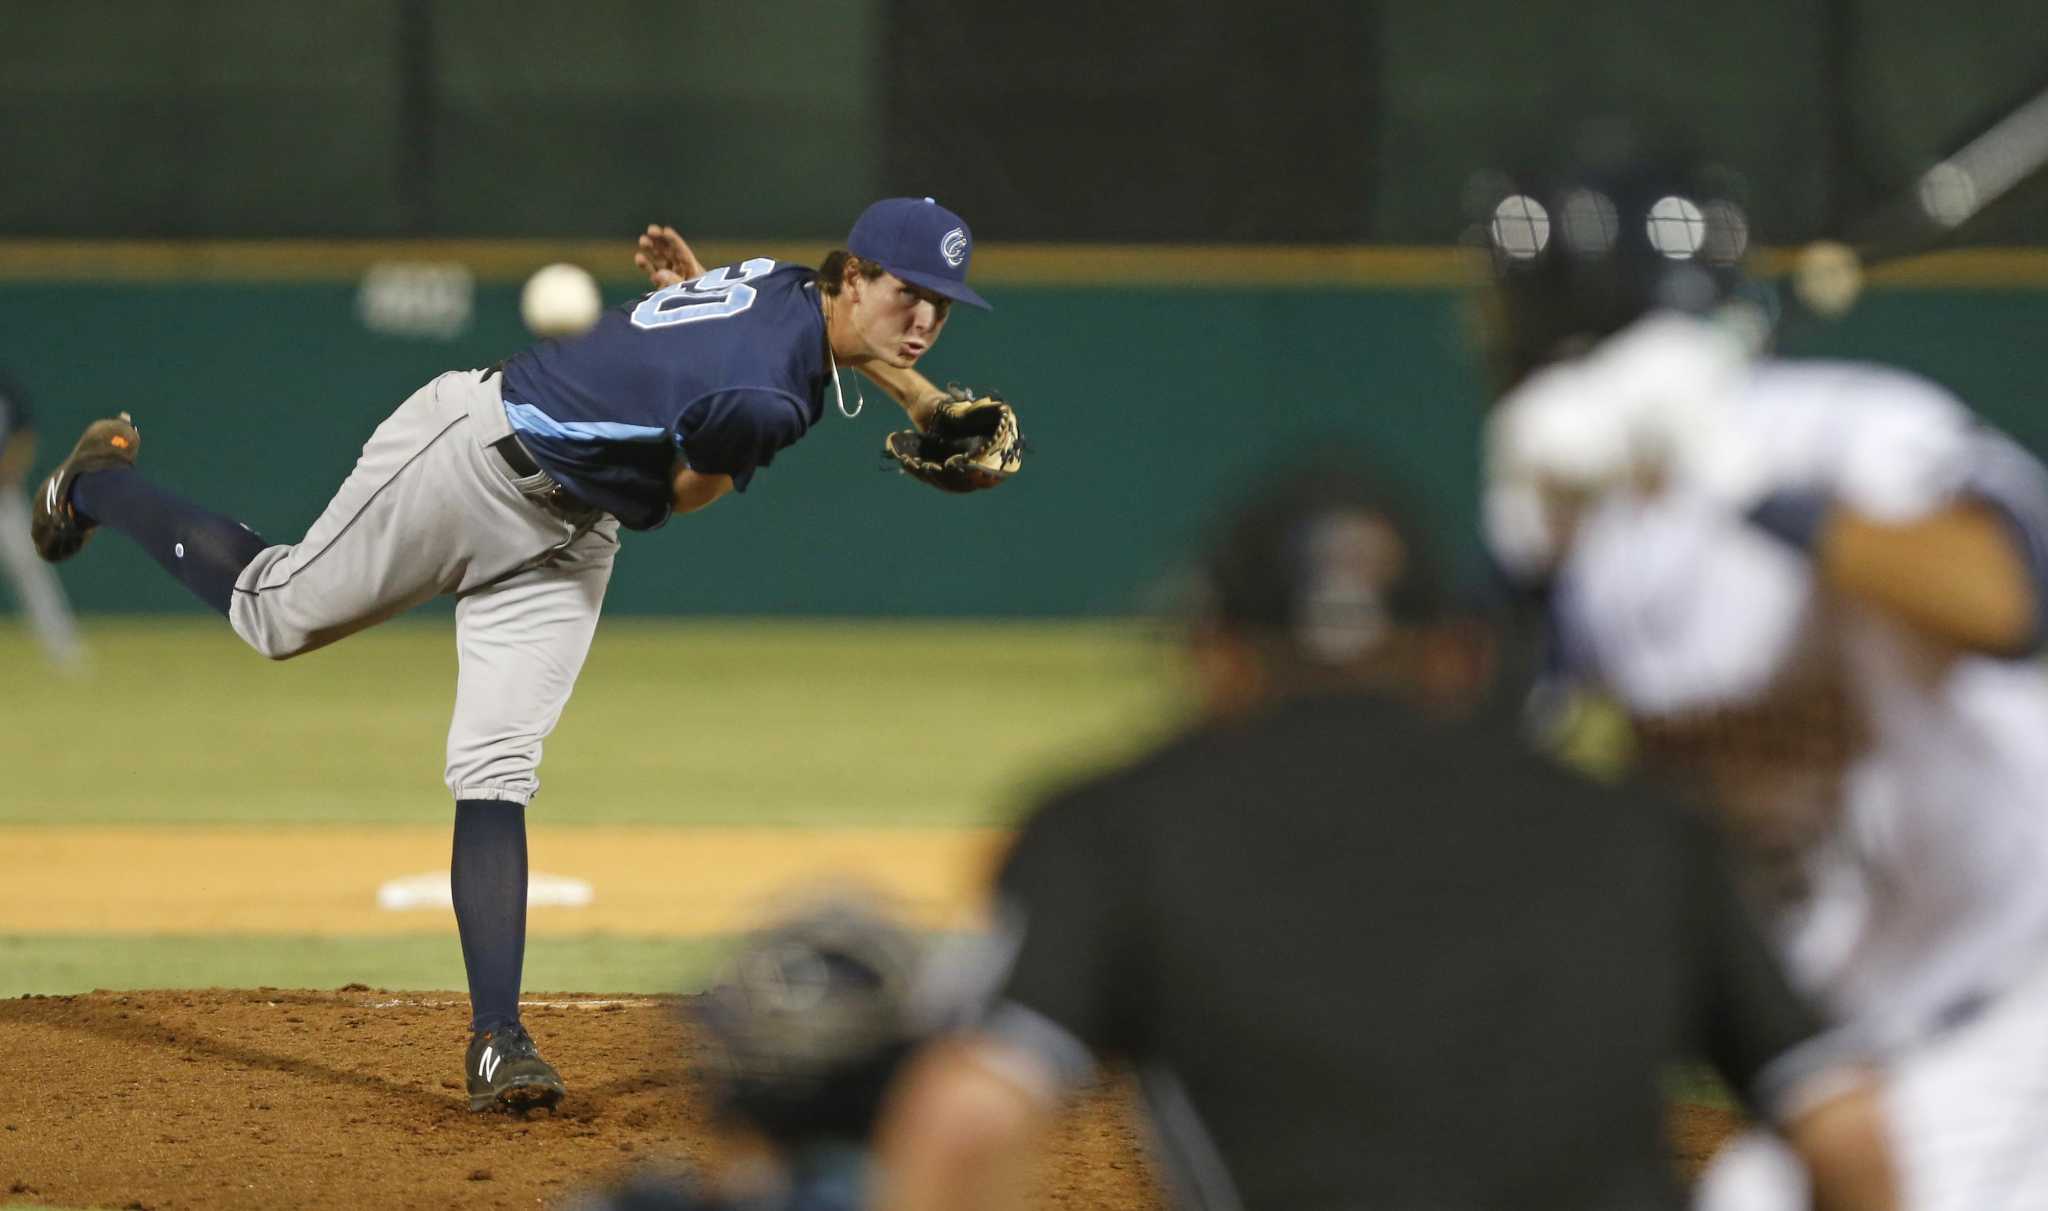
top-left (5, 263), bottom-right (2048, 617)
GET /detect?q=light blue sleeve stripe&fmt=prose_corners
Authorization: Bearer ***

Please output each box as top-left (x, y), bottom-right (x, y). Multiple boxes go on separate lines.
top-left (503, 399), bottom-right (669, 444)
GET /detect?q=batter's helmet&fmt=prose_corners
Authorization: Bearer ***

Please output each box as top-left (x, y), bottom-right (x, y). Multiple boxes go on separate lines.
top-left (1475, 118), bottom-right (1753, 390)
top-left (695, 896), bottom-right (926, 1147)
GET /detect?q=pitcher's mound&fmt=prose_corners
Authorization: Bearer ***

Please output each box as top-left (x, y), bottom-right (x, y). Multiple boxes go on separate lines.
top-left (1, 987), bottom-right (1155, 1210)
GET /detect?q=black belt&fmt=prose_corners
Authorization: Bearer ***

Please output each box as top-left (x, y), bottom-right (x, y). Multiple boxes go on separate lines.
top-left (490, 433), bottom-right (598, 517)
top-left (491, 433), bottom-right (542, 477)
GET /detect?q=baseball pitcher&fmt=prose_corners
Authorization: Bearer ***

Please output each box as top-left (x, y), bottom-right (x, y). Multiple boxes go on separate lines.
top-left (25, 198), bottom-right (1024, 1113)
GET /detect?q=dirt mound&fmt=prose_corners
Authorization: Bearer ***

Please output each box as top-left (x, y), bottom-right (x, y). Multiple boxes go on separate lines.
top-left (0, 988), bottom-right (1153, 1210)
top-left (1, 989), bottom-right (1738, 1209)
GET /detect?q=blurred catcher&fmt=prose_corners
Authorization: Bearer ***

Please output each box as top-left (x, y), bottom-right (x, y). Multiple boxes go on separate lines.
top-left (571, 897), bottom-right (928, 1211)
top-left (24, 198), bottom-right (1016, 1114)
top-left (1478, 121), bottom-right (2048, 1210)
top-left (878, 464), bottom-right (1894, 1211)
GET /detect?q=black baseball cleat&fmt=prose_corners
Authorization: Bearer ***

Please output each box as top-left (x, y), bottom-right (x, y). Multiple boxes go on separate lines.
top-left (465, 1022), bottom-right (566, 1113)
top-left (29, 411), bottom-right (141, 563)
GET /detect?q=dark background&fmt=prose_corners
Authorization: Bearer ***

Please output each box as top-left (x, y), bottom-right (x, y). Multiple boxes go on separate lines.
top-left (5, 0), bottom-right (2045, 244)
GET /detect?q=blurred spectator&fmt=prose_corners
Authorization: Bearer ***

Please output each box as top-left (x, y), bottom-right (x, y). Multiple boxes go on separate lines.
top-left (572, 896), bottom-right (929, 1211)
top-left (876, 466), bottom-right (1897, 1211)
top-left (0, 372), bottom-right (83, 669)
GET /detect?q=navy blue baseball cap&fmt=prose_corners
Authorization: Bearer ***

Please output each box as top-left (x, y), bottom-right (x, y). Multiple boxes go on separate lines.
top-left (846, 197), bottom-right (991, 311)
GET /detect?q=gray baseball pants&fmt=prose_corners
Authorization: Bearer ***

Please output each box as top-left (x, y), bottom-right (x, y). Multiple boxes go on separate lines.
top-left (229, 369), bottom-right (620, 805)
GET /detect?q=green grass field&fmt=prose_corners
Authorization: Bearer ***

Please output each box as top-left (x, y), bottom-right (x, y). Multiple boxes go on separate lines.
top-left (3, 616), bottom-right (1180, 827)
top-left (0, 616), bottom-right (1181, 994)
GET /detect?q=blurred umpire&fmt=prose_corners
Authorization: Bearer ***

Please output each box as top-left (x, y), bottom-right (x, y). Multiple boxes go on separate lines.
top-left (571, 897), bottom-right (928, 1211)
top-left (877, 467), bottom-right (1898, 1211)
top-left (0, 371), bottom-right (82, 668)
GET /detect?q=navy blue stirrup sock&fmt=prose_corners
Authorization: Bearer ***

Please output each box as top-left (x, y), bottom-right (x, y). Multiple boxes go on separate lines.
top-left (451, 800), bottom-right (529, 1036)
top-left (69, 466), bottom-right (268, 616)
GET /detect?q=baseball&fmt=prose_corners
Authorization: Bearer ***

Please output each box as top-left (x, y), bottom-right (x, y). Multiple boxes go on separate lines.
top-left (520, 262), bottom-right (603, 338)
top-left (1791, 240), bottom-right (1864, 319)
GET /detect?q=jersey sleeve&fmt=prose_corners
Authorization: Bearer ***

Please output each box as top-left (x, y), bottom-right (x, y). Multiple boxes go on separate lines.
top-left (1825, 368), bottom-right (1974, 522)
top-left (1744, 361), bottom-right (2048, 653)
top-left (1805, 365), bottom-right (2048, 651)
top-left (676, 388), bottom-right (810, 491)
top-left (1675, 810), bottom-right (1861, 1123)
top-left (974, 789), bottom-right (1142, 1087)
top-left (1737, 362), bottom-right (1973, 522)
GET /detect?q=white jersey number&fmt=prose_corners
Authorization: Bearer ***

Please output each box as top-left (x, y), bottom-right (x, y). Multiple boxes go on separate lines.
top-left (630, 258), bottom-right (777, 329)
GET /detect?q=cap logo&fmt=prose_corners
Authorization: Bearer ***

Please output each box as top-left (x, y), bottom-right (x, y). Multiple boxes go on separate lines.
top-left (940, 227), bottom-right (968, 268)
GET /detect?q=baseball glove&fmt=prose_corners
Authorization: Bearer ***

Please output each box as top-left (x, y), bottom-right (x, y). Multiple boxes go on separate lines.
top-left (884, 386), bottom-right (1024, 493)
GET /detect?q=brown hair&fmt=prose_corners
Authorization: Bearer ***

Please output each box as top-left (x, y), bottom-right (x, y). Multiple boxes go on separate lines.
top-left (816, 249), bottom-right (888, 297)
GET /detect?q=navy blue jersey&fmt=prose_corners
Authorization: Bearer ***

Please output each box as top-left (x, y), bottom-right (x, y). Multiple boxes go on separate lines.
top-left (498, 260), bottom-right (830, 530)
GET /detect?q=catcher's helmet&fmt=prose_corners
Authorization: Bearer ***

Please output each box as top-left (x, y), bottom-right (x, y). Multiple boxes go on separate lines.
top-left (696, 897), bottom-right (926, 1148)
top-left (1475, 119), bottom-right (1752, 391)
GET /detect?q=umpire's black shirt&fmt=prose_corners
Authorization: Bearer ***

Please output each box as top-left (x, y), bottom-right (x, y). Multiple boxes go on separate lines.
top-left (981, 690), bottom-right (1832, 1211)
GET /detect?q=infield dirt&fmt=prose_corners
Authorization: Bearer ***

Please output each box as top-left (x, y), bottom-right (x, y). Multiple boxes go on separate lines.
top-left (2, 989), bottom-right (1741, 1210)
top-left (2, 987), bottom-right (1156, 1209)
